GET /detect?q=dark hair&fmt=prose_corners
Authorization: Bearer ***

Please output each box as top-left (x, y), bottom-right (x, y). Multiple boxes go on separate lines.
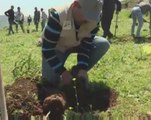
top-left (11, 5), bottom-right (14, 9)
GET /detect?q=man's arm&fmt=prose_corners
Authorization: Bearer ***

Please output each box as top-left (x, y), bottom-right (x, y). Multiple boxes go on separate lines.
top-left (4, 10), bottom-right (9, 16)
top-left (76, 24), bottom-right (100, 71)
top-left (42, 10), bottom-right (65, 75)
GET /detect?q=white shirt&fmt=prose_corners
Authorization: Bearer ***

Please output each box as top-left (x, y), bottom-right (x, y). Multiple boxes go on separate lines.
top-left (15, 11), bottom-right (24, 21)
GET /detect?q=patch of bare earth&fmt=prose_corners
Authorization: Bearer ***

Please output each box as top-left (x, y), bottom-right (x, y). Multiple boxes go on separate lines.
top-left (5, 77), bottom-right (118, 119)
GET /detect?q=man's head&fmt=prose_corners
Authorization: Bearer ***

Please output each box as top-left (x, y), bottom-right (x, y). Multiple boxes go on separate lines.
top-left (41, 8), bottom-right (43, 12)
top-left (11, 5), bottom-right (14, 10)
top-left (17, 7), bottom-right (20, 11)
top-left (71, 0), bottom-right (102, 25)
top-left (35, 7), bottom-right (37, 11)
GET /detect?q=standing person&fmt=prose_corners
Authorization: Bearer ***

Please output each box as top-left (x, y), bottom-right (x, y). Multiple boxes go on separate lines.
top-left (131, 1), bottom-right (151, 43)
top-left (41, 8), bottom-right (47, 31)
top-left (15, 7), bottom-right (25, 33)
top-left (101, 0), bottom-right (121, 38)
top-left (34, 7), bottom-right (40, 32)
top-left (27, 15), bottom-right (32, 26)
top-left (41, 0), bottom-right (110, 88)
top-left (4, 5), bottom-right (15, 35)
top-left (27, 15), bottom-right (32, 33)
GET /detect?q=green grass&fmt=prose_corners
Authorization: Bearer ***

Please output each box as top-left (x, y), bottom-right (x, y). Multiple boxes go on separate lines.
top-left (1, 9), bottom-right (151, 118)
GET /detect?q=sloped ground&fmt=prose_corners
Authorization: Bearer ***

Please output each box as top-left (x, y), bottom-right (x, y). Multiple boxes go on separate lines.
top-left (5, 77), bottom-right (118, 119)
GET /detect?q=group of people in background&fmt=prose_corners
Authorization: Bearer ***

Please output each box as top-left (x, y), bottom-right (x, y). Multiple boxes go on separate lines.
top-left (4, 0), bottom-right (122, 37)
top-left (4, 6), bottom-right (48, 35)
top-left (4, 0), bottom-right (151, 44)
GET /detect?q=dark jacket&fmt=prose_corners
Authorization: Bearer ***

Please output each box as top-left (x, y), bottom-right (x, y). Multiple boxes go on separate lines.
top-left (34, 10), bottom-right (40, 23)
top-left (5, 9), bottom-right (15, 21)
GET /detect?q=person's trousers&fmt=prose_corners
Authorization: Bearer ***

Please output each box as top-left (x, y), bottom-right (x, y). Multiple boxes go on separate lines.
top-left (131, 6), bottom-right (143, 37)
top-left (42, 36), bottom-right (110, 85)
top-left (34, 21), bottom-right (39, 31)
top-left (8, 19), bottom-right (14, 34)
top-left (41, 20), bottom-right (46, 31)
top-left (101, 11), bottom-right (114, 37)
top-left (16, 21), bottom-right (25, 33)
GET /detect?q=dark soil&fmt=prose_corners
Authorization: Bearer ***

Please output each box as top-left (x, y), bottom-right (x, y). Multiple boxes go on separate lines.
top-left (5, 77), bottom-right (118, 120)
top-left (5, 77), bottom-right (43, 120)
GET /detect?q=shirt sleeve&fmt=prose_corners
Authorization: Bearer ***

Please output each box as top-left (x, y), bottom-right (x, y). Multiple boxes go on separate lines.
top-left (77, 24), bottom-right (100, 70)
top-left (42, 10), bottom-right (66, 75)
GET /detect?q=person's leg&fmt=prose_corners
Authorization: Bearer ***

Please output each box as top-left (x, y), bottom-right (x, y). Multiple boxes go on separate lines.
top-left (41, 21), bottom-right (43, 31)
top-left (16, 23), bottom-right (18, 33)
top-left (8, 20), bottom-right (14, 34)
top-left (131, 12), bottom-right (137, 36)
top-left (101, 14), bottom-right (108, 37)
top-left (20, 21), bottom-right (25, 33)
top-left (34, 21), bottom-right (38, 31)
top-left (42, 20), bottom-right (46, 31)
top-left (41, 21), bottom-right (45, 31)
top-left (101, 12), bottom-right (111, 38)
top-left (107, 11), bottom-right (114, 38)
top-left (131, 7), bottom-right (141, 37)
top-left (87, 36), bottom-right (110, 70)
top-left (136, 10), bottom-right (143, 37)
top-left (8, 20), bottom-right (11, 34)
top-left (36, 22), bottom-right (39, 31)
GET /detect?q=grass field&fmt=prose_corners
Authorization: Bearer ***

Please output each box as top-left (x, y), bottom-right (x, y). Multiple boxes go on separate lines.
top-left (0, 9), bottom-right (151, 118)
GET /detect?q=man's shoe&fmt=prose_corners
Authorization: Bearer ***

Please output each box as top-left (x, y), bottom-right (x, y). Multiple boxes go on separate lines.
top-left (102, 34), bottom-right (107, 38)
top-left (108, 32), bottom-right (113, 39)
top-left (135, 37), bottom-right (144, 44)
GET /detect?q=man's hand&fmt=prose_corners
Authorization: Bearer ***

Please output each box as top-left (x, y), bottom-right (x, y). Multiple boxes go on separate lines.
top-left (78, 69), bottom-right (88, 80)
top-left (78, 69), bottom-right (89, 88)
top-left (60, 70), bottom-right (73, 86)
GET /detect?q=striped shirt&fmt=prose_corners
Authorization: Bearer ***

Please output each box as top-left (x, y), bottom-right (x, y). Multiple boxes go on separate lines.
top-left (42, 10), bottom-right (99, 75)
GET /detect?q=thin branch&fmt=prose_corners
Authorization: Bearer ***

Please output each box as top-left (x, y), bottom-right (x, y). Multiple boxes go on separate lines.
top-left (0, 65), bottom-right (8, 120)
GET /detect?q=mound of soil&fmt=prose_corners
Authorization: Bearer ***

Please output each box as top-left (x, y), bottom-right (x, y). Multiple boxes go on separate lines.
top-left (5, 77), bottom-right (118, 119)
top-left (5, 77), bottom-right (43, 119)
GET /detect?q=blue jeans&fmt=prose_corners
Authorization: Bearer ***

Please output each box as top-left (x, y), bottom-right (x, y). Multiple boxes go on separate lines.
top-left (42, 36), bottom-right (110, 85)
top-left (131, 6), bottom-right (143, 37)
